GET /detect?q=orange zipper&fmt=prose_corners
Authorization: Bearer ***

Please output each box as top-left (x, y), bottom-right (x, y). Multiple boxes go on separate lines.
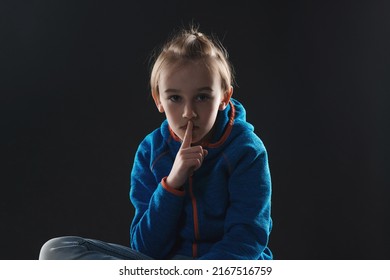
top-left (189, 176), bottom-right (200, 258)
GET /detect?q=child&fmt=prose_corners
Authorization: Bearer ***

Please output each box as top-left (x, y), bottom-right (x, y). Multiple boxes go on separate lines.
top-left (39, 25), bottom-right (273, 260)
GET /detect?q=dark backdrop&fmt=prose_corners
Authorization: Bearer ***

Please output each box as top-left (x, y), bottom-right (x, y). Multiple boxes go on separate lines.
top-left (1, 0), bottom-right (389, 260)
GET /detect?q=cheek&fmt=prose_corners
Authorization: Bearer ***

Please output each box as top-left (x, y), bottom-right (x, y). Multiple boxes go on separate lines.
top-left (201, 105), bottom-right (219, 122)
top-left (164, 106), bottom-right (180, 120)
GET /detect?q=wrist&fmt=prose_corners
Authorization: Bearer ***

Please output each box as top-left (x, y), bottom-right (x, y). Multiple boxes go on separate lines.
top-left (166, 176), bottom-right (183, 190)
top-left (161, 177), bottom-right (185, 196)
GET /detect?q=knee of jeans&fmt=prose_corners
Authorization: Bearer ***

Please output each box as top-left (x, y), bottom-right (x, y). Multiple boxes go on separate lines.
top-left (39, 236), bottom-right (82, 260)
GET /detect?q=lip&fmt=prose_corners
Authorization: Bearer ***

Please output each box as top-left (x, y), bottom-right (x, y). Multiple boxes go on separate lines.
top-left (179, 125), bottom-right (199, 130)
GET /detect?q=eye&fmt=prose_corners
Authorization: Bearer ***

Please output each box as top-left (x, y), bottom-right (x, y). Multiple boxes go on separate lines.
top-left (168, 95), bottom-right (181, 103)
top-left (196, 94), bottom-right (211, 102)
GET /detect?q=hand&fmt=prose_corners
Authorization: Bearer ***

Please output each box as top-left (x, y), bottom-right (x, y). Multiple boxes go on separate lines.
top-left (166, 121), bottom-right (208, 189)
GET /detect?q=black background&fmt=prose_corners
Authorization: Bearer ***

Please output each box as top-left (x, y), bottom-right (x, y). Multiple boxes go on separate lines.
top-left (1, 0), bottom-right (389, 260)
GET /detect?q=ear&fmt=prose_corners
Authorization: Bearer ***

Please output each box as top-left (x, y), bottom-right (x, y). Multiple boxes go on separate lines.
top-left (219, 86), bottom-right (233, 111)
top-left (152, 91), bottom-right (165, 113)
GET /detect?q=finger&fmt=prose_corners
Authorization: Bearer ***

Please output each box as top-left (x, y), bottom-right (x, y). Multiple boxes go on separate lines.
top-left (186, 150), bottom-right (207, 171)
top-left (181, 120), bottom-right (193, 149)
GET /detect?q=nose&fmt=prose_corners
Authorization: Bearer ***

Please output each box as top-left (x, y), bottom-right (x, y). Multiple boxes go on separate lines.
top-left (182, 102), bottom-right (197, 119)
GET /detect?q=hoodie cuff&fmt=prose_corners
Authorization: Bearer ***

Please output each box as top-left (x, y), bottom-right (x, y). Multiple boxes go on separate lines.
top-left (161, 176), bottom-right (185, 196)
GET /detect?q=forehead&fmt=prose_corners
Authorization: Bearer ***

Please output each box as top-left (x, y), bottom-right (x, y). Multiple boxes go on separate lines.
top-left (159, 60), bottom-right (220, 89)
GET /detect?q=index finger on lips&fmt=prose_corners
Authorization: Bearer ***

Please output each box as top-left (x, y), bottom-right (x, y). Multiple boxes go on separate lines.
top-left (181, 120), bottom-right (193, 149)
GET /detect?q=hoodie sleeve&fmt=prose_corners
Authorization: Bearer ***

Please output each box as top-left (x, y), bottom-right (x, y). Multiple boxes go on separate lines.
top-left (199, 135), bottom-right (273, 260)
top-left (129, 139), bottom-right (186, 259)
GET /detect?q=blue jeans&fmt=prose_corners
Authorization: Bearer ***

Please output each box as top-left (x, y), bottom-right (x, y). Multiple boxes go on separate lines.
top-left (39, 236), bottom-right (192, 260)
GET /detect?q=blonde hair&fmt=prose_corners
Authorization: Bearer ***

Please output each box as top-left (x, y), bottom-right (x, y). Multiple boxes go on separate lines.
top-left (149, 25), bottom-right (235, 95)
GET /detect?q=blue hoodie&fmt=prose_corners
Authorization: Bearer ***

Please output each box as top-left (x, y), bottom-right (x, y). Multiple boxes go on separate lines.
top-left (130, 98), bottom-right (273, 260)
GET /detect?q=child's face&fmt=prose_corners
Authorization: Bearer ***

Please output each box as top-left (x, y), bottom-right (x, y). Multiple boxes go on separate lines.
top-left (153, 60), bottom-right (232, 145)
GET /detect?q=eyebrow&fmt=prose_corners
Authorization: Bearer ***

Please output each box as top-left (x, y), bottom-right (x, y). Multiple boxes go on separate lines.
top-left (163, 87), bottom-right (213, 94)
top-left (197, 87), bottom-right (213, 92)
